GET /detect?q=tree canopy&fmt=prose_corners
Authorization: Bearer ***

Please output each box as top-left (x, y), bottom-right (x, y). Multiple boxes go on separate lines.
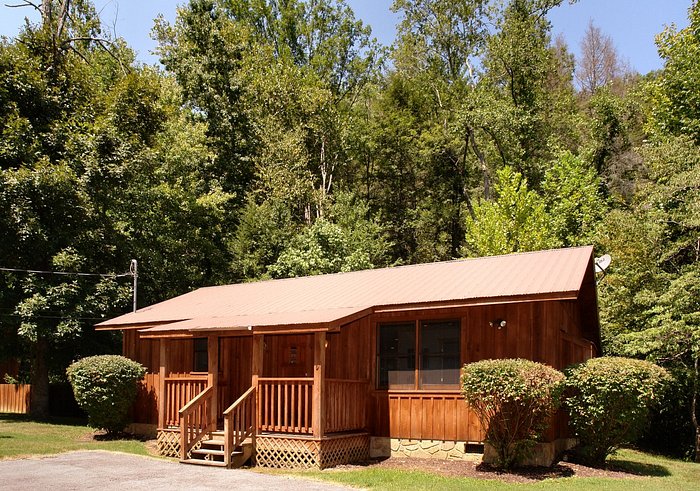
top-left (0, 0), bottom-right (699, 460)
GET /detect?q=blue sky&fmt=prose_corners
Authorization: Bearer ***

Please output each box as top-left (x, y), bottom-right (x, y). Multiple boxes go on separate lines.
top-left (0, 0), bottom-right (694, 74)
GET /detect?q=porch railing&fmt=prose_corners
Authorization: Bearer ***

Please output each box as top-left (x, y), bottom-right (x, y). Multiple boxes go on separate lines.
top-left (258, 377), bottom-right (313, 434)
top-left (164, 376), bottom-right (207, 427)
top-left (179, 385), bottom-right (215, 461)
top-left (325, 379), bottom-right (368, 433)
top-left (223, 385), bottom-right (256, 467)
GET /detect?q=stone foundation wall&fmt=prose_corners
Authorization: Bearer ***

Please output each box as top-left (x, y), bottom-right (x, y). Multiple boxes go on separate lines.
top-left (370, 437), bottom-right (482, 460)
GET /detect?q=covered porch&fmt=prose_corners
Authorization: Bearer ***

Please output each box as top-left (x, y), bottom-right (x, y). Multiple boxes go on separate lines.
top-left (151, 330), bottom-right (370, 469)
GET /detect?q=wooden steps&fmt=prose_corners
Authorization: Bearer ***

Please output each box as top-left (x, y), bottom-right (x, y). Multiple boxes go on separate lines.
top-left (180, 431), bottom-right (253, 469)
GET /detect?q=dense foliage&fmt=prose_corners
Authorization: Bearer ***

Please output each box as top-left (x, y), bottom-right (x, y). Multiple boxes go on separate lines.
top-left (66, 355), bottom-right (146, 433)
top-left (0, 0), bottom-right (699, 459)
top-left (461, 359), bottom-right (564, 469)
top-left (563, 357), bottom-right (671, 467)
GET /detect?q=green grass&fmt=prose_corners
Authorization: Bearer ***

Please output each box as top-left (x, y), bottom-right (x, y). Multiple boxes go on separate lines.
top-left (290, 449), bottom-right (700, 491)
top-left (0, 413), bottom-right (151, 459)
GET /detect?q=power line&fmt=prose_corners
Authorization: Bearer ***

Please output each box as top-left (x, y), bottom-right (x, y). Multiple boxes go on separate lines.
top-left (0, 267), bottom-right (131, 278)
top-left (0, 313), bottom-right (116, 321)
top-left (1, 259), bottom-right (140, 314)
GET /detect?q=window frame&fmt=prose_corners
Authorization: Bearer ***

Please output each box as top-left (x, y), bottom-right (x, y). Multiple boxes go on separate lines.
top-left (376, 318), bottom-right (461, 391)
top-left (418, 319), bottom-right (462, 389)
top-left (192, 337), bottom-right (209, 373)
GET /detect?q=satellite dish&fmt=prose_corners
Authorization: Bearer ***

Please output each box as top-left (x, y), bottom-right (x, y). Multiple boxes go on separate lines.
top-left (595, 254), bottom-right (611, 273)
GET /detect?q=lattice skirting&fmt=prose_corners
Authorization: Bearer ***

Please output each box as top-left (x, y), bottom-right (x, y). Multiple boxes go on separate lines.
top-left (157, 429), bottom-right (180, 458)
top-left (157, 429), bottom-right (204, 458)
top-left (256, 434), bottom-right (369, 470)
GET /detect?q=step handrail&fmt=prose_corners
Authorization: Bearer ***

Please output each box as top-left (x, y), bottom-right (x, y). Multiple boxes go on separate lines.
top-left (223, 385), bottom-right (256, 468)
top-left (179, 385), bottom-right (215, 461)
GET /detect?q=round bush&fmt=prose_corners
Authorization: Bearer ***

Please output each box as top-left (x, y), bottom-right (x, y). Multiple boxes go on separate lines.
top-left (461, 359), bottom-right (565, 469)
top-left (563, 356), bottom-right (670, 467)
top-left (66, 355), bottom-right (146, 434)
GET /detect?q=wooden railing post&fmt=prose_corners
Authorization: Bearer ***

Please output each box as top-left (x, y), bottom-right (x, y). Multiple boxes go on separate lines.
top-left (158, 339), bottom-right (167, 429)
top-left (312, 332), bottom-right (326, 438)
top-left (207, 335), bottom-right (219, 431)
top-left (251, 334), bottom-right (264, 434)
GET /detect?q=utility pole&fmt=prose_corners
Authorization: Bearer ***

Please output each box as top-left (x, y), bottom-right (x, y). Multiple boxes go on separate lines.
top-left (130, 259), bottom-right (138, 312)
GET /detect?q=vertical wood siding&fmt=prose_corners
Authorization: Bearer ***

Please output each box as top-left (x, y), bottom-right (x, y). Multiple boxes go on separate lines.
top-left (0, 384), bottom-right (30, 414)
top-left (123, 298), bottom-right (595, 440)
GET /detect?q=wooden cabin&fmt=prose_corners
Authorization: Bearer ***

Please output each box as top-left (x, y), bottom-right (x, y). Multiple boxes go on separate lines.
top-left (97, 246), bottom-right (600, 469)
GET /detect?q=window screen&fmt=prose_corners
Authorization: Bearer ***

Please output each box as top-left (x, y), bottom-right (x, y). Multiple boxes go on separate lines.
top-left (420, 320), bottom-right (460, 387)
top-left (377, 323), bottom-right (415, 389)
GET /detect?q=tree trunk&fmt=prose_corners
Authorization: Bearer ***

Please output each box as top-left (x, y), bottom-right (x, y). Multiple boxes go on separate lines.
top-left (693, 356), bottom-right (700, 463)
top-left (30, 336), bottom-right (50, 419)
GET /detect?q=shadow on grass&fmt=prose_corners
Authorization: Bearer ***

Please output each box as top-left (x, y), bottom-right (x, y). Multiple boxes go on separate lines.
top-left (475, 462), bottom-right (575, 480)
top-left (0, 412), bottom-right (87, 427)
top-left (92, 431), bottom-right (150, 442)
top-left (606, 459), bottom-right (670, 477)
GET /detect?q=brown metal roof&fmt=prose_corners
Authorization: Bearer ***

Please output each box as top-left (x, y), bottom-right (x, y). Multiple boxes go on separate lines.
top-left (96, 246), bottom-right (595, 333)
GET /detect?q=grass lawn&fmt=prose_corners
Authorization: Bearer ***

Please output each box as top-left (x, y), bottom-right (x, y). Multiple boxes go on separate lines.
top-left (0, 413), bottom-right (151, 459)
top-left (291, 449), bottom-right (700, 491)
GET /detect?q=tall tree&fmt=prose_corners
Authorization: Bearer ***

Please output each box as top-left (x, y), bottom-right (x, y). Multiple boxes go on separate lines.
top-left (576, 20), bottom-right (623, 95)
top-left (462, 166), bottom-right (558, 256)
top-left (1, 1), bottom-right (236, 417)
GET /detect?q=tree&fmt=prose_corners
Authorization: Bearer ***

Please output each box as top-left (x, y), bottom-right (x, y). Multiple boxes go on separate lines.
top-left (597, 137), bottom-right (700, 461)
top-left (647, 2), bottom-right (700, 143)
top-left (576, 20), bottom-right (624, 95)
top-left (0, 4), bottom-right (136, 417)
top-left (267, 192), bottom-right (391, 278)
top-left (542, 151), bottom-right (607, 247)
top-left (0, 1), bottom-right (237, 418)
top-left (463, 166), bottom-right (558, 256)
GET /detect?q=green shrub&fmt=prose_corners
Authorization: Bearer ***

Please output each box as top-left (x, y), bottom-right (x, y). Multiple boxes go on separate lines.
top-left (66, 355), bottom-right (146, 434)
top-left (563, 356), bottom-right (671, 467)
top-left (461, 359), bottom-right (565, 469)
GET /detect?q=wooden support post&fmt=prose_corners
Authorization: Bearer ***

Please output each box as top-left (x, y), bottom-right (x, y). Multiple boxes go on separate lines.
top-left (251, 334), bottom-right (264, 439)
top-left (158, 339), bottom-right (167, 429)
top-left (312, 331), bottom-right (326, 438)
top-left (208, 335), bottom-right (219, 430)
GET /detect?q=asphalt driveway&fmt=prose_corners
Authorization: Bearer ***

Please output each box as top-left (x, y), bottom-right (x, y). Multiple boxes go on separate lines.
top-left (0, 451), bottom-right (352, 491)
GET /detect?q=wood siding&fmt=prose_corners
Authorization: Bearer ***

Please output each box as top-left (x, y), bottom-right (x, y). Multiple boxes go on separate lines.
top-left (0, 384), bottom-right (30, 414)
top-left (123, 331), bottom-right (254, 425)
top-left (123, 298), bottom-right (596, 440)
top-left (372, 391), bottom-right (482, 441)
top-left (368, 300), bottom-right (594, 441)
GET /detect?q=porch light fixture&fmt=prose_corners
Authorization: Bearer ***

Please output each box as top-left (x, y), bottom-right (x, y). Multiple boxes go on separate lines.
top-left (489, 319), bottom-right (507, 330)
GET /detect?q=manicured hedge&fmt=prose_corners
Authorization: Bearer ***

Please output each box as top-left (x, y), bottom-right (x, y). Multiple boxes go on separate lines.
top-left (563, 356), bottom-right (670, 467)
top-left (66, 355), bottom-right (146, 434)
top-left (461, 359), bottom-right (564, 469)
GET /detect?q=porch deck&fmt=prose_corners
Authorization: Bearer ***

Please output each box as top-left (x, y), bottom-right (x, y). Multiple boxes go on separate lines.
top-left (156, 365), bottom-right (370, 469)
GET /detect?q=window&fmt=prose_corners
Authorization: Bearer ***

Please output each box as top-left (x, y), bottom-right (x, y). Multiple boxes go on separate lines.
top-left (193, 338), bottom-right (208, 372)
top-left (377, 319), bottom-right (461, 389)
top-left (377, 323), bottom-right (415, 389)
top-left (420, 320), bottom-right (461, 387)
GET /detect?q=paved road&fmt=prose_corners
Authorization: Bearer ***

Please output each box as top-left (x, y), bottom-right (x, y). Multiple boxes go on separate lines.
top-left (0, 451), bottom-right (353, 491)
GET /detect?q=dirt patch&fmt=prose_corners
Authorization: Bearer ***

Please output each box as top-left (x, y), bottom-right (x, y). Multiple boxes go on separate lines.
top-left (143, 439), bottom-right (161, 457)
top-left (331, 456), bottom-right (639, 483)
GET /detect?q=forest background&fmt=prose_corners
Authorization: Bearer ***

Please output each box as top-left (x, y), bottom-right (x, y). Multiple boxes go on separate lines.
top-left (0, 0), bottom-right (699, 461)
